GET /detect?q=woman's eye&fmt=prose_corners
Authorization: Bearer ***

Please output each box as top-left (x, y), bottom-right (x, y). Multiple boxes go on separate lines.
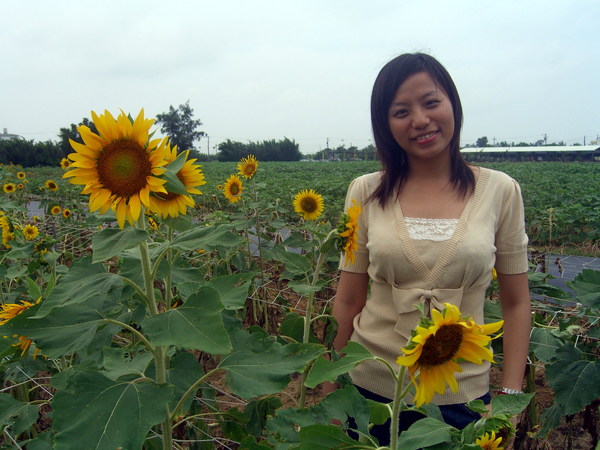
top-left (393, 110), bottom-right (408, 118)
top-left (425, 99), bottom-right (440, 108)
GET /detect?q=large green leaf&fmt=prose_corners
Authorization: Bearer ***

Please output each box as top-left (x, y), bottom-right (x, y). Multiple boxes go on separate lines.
top-left (490, 392), bottom-right (535, 416)
top-left (305, 341), bottom-right (376, 388)
top-left (142, 287), bottom-right (232, 354)
top-left (52, 372), bottom-right (173, 450)
top-left (206, 272), bottom-right (257, 310)
top-left (167, 351), bottom-right (204, 414)
top-left (545, 344), bottom-right (600, 416)
top-left (266, 246), bottom-right (311, 278)
top-left (570, 269), bottom-right (600, 309)
top-left (219, 328), bottom-right (324, 399)
top-left (529, 327), bottom-right (562, 363)
top-left (92, 227), bottom-right (149, 263)
top-left (0, 392), bottom-right (39, 436)
top-left (35, 256), bottom-right (124, 317)
top-left (266, 385), bottom-right (371, 444)
top-left (296, 424), bottom-right (362, 449)
top-left (102, 347), bottom-right (154, 381)
top-left (162, 168), bottom-right (188, 194)
top-left (170, 223), bottom-right (243, 251)
top-left (396, 417), bottom-right (454, 450)
top-left (243, 396), bottom-right (282, 438)
top-left (2, 303), bottom-right (105, 358)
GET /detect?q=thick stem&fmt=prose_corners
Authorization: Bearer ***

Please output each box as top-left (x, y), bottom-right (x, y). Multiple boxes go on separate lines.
top-left (137, 214), bottom-right (171, 450)
top-left (164, 227), bottom-right (174, 309)
top-left (389, 366), bottom-right (407, 450)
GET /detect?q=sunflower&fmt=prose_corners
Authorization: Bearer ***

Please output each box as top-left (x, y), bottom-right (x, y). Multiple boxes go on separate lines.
top-left (45, 180), bottom-right (59, 191)
top-left (293, 189), bottom-right (324, 221)
top-left (50, 206), bottom-right (61, 215)
top-left (475, 430), bottom-right (504, 450)
top-left (17, 171), bottom-right (26, 179)
top-left (62, 209), bottom-right (72, 219)
top-left (3, 183), bottom-right (16, 193)
top-left (17, 184), bottom-right (24, 189)
top-left (217, 184), bottom-right (223, 190)
top-left (148, 145), bottom-right (206, 219)
top-left (396, 303), bottom-right (503, 406)
top-left (337, 199), bottom-right (361, 266)
top-left (23, 224), bottom-right (39, 241)
top-left (60, 157), bottom-right (71, 169)
top-left (237, 154), bottom-right (259, 179)
top-left (63, 109), bottom-right (169, 228)
top-left (0, 298), bottom-right (41, 358)
top-left (223, 175), bottom-right (243, 204)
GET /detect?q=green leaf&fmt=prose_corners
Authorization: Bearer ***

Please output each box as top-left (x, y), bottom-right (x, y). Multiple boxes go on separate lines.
top-left (102, 347), bottom-right (154, 381)
top-left (490, 392), bottom-right (534, 416)
top-left (219, 328), bottom-right (324, 399)
top-left (206, 272), bottom-right (257, 310)
top-left (52, 372), bottom-right (173, 450)
top-left (161, 168), bottom-right (188, 194)
top-left (2, 303), bottom-right (105, 358)
top-left (244, 396), bottom-right (282, 437)
top-left (0, 392), bottom-right (39, 435)
top-left (35, 256), bottom-right (124, 317)
top-left (238, 435), bottom-right (272, 450)
top-left (570, 269), bottom-right (600, 309)
top-left (396, 417), bottom-right (454, 450)
top-left (280, 312), bottom-right (314, 343)
top-left (296, 424), bottom-right (362, 449)
top-left (165, 149), bottom-right (189, 174)
top-left (170, 224), bottom-right (243, 251)
top-left (305, 341), bottom-right (376, 388)
top-left (24, 275), bottom-right (42, 302)
top-left (168, 351), bottom-right (204, 414)
top-left (267, 246), bottom-right (311, 278)
top-left (92, 227), bottom-right (149, 263)
top-left (142, 287), bottom-right (232, 354)
top-left (288, 280), bottom-right (327, 296)
top-left (266, 385), bottom-right (371, 443)
top-left (162, 213), bottom-right (193, 232)
top-left (545, 344), bottom-right (600, 415)
top-left (529, 327), bottom-right (562, 363)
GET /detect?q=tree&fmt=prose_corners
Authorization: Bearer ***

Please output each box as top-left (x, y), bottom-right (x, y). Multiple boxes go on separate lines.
top-left (475, 136), bottom-right (488, 147)
top-left (58, 117), bottom-right (98, 156)
top-left (155, 101), bottom-right (205, 152)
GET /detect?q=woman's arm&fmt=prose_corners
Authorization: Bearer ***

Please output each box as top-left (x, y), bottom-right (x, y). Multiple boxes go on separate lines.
top-left (321, 270), bottom-right (369, 396)
top-left (496, 271), bottom-right (531, 391)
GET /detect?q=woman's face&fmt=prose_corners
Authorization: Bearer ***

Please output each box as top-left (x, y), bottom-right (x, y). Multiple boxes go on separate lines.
top-left (387, 72), bottom-right (455, 163)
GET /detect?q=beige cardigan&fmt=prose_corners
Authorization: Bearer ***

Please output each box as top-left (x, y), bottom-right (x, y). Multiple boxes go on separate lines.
top-left (339, 167), bottom-right (529, 404)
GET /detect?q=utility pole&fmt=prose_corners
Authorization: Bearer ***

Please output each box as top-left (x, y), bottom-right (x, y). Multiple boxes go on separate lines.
top-left (206, 135), bottom-right (210, 158)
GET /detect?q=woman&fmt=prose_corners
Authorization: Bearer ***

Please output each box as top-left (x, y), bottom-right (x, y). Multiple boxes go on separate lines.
top-left (326, 53), bottom-right (531, 445)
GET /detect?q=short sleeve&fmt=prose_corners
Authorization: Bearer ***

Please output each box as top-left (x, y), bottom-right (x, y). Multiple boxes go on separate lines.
top-left (495, 178), bottom-right (529, 274)
top-left (338, 175), bottom-right (371, 273)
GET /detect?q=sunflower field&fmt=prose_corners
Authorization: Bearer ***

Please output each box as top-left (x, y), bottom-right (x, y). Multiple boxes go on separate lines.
top-left (0, 111), bottom-right (599, 449)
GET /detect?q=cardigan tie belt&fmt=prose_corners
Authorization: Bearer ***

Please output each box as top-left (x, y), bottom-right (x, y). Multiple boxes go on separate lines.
top-left (391, 286), bottom-right (464, 339)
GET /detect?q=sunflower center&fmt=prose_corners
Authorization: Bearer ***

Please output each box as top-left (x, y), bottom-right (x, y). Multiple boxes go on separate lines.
top-left (244, 164), bottom-right (256, 175)
top-left (301, 198), bottom-right (317, 213)
top-left (96, 139), bottom-right (152, 197)
top-left (420, 324), bottom-right (463, 366)
top-left (229, 183), bottom-right (240, 195)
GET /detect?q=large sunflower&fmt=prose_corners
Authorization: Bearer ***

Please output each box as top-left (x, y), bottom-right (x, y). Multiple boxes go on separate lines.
top-left (337, 199), bottom-right (361, 266)
top-left (396, 303), bottom-right (503, 406)
top-left (293, 189), bottom-right (324, 221)
top-left (223, 174), bottom-right (243, 204)
top-left (148, 145), bottom-right (206, 219)
top-left (475, 430), bottom-right (504, 450)
top-left (237, 154), bottom-right (259, 179)
top-left (63, 109), bottom-right (169, 228)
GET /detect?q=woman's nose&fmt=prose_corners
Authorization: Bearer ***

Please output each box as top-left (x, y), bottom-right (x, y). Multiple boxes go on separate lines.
top-left (412, 108), bottom-right (430, 128)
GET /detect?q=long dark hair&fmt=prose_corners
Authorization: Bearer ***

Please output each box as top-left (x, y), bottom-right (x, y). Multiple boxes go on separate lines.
top-left (369, 53), bottom-right (474, 207)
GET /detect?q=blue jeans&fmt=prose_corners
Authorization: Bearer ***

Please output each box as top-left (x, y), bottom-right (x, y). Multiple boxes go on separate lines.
top-left (350, 385), bottom-right (491, 447)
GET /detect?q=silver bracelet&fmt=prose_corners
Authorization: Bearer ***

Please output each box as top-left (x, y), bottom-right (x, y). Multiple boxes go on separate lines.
top-left (498, 387), bottom-right (524, 395)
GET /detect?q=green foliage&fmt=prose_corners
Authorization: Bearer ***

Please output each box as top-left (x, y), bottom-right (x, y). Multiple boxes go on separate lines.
top-left (155, 100), bottom-right (205, 152)
top-left (217, 137), bottom-right (302, 162)
top-left (0, 139), bottom-right (63, 166)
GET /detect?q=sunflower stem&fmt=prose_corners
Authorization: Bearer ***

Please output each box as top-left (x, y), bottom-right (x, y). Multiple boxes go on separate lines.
top-left (164, 227), bottom-right (174, 309)
top-left (389, 365), bottom-right (407, 450)
top-left (137, 213), bottom-right (172, 450)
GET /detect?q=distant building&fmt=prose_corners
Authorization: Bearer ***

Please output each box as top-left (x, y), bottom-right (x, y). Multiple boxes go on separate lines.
top-left (0, 128), bottom-right (25, 141)
top-left (460, 145), bottom-right (600, 162)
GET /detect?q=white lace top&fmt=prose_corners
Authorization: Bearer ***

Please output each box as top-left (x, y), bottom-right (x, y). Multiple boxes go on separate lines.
top-left (404, 217), bottom-right (458, 241)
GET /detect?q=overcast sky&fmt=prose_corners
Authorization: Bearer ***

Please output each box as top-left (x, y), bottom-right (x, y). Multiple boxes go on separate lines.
top-left (1, 0), bottom-right (598, 154)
